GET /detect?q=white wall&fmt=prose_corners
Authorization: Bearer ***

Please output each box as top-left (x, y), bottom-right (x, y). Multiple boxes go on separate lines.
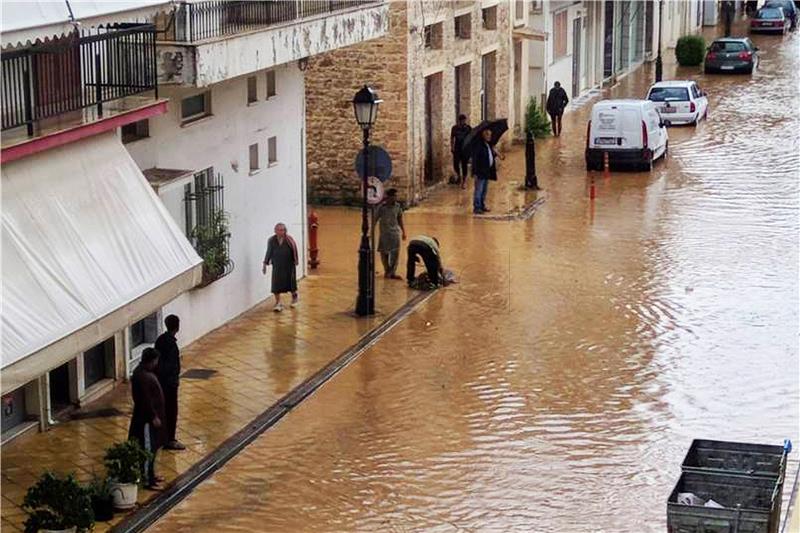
top-left (126, 65), bottom-right (306, 347)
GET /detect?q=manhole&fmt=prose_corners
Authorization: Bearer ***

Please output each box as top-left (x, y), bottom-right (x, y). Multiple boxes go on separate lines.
top-left (181, 368), bottom-right (217, 380)
top-left (71, 407), bottom-right (123, 420)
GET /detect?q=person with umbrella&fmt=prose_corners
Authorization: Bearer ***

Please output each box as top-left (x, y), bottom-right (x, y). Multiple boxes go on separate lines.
top-left (466, 120), bottom-right (507, 215)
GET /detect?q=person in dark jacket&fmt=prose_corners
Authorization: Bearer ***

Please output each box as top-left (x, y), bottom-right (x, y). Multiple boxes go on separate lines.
top-left (128, 347), bottom-right (165, 489)
top-left (471, 128), bottom-right (499, 215)
top-left (450, 114), bottom-right (472, 188)
top-left (155, 314), bottom-right (184, 451)
top-left (546, 81), bottom-right (569, 137)
top-left (263, 222), bottom-right (299, 312)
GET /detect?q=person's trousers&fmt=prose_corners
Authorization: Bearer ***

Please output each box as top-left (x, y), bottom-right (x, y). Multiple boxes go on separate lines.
top-left (473, 178), bottom-right (489, 213)
top-left (406, 242), bottom-right (441, 285)
top-left (549, 112), bottom-right (563, 136)
top-left (452, 152), bottom-right (469, 179)
top-left (163, 385), bottom-right (178, 444)
top-left (380, 249), bottom-right (399, 276)
top-left (141, 422), bottom-right (158, 485)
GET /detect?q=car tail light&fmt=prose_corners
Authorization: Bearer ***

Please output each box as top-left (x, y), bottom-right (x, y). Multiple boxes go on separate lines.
top-left (738, 51), bottom-right (753, 60)
top-left (690, 102), bottom-right (696, 113)
top-left (586, 120), bottom-right (591, 149)
top-left (706, 52), bottom-right (716, 60)
top-left (641, 120), bottom-right (648, 149)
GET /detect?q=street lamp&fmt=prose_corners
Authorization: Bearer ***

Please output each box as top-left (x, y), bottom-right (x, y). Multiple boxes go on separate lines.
top-left (353, 85), bottom-right (382, 316)
top-left (655, 0), bottom-right (663, 83)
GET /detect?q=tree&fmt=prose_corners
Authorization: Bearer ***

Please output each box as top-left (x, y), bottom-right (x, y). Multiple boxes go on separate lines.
top-left (525, 97), bottom-right (550, 138)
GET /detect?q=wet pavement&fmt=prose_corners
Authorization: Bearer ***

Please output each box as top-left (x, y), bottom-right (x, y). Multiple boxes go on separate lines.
top-left (148, 20), bottom-right (799, 533)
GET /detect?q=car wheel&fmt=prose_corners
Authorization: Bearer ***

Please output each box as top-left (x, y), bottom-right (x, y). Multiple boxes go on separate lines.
top-left (691, 115), bottom-right (698, 126)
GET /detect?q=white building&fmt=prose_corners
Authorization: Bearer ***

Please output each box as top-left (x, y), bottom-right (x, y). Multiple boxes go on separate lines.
top-left (1, 0), bottom-right (389, 441)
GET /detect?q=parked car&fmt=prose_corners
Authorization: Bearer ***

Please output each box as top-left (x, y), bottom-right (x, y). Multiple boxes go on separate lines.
top-left (585, 100), bottom-right (669, 172)
top-left (704, 38), bottom-right (759, 74)
top-left (764, 0), bottom-right (797, 29)
top-left (751, 6), bottom-right (790, 33)
top-left (646, 81), bottom-right (709, 126)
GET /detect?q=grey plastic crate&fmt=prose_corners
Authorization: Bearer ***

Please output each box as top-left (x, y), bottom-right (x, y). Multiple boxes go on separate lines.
top-left (682, 439), bottom-right (787, 479)
top-left (667, 471), bottom-right (782, 533)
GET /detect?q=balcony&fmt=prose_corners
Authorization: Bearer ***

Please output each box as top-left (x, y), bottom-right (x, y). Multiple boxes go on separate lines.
top-left (153, 0), bottom-right (389, 87)
top-left (1, 24), bottom-right (165, 162)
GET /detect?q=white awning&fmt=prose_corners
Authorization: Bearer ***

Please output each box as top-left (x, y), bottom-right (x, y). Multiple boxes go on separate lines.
top-left (1, 132), bottom-right (202, 392)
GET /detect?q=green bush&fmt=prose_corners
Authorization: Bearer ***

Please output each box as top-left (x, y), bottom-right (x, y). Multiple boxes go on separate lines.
top-left (104, 440), bottom-right (152, 485)
top-left (524, 97), bottom-right (551, 139)
top-left (675, 35), bottom-right (706, 66)
top-left (23, 472), bottom-right (94, 533)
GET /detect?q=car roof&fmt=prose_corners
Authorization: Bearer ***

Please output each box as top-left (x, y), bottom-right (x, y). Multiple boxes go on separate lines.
top-left (594, 99), bottom-right (650, 107)
top-left (711, 37), bottom-right (750, 42)
top-left (650, 81), bottom-right (695, 87)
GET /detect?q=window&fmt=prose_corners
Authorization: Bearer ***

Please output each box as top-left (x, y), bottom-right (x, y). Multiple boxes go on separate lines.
top-left (130, 313), bottom-right (158, 349)
top-left (247, 76), bottom-right (258, 104)
top-left (553, 10), bottom-right (568, 60)
top-left (185, 169), bottom-right (231, 286)
top-left (647, 87), bottom-right (689, 102)
top-left (515, 0), bottom-right (525, 24)
top-left (424, 22), bottom-right (443, 49)
top-left (121, 119), bottom-right (149, 144)
top-left (249, 143), bottom-right (260, 172)
top-left (482, 6), bottom-right (498, 30)
top-left (181, 91), bottom-right (211, 122)
top-left (266, 70), bottom-right (277, 99)
top-left (455, 13), bottom-right (472, 39)
top-left (268, 136), bottom-right (277, 165)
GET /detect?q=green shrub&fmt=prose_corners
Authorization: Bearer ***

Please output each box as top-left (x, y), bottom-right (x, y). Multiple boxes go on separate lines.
top-left (675, 35), bottom-right (706, 66)
top-left (104, 440), bottom-right (152, 485)
top-left (524, 97), bottom-right (551, 139)
top-left (23, 472), bottom-right (94, 533)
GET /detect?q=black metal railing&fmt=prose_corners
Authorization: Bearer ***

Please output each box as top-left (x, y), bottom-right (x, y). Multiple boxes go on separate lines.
top-left (185, 171), bottom-right (234, 287)
top-left (1, 24), bottom-right (157, 135)
top-left (167, 0), bottom-right (379, 43)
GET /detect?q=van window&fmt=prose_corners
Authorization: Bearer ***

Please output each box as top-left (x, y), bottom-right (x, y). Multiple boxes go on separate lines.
top-left (648, 87), bottom-right (690, 102)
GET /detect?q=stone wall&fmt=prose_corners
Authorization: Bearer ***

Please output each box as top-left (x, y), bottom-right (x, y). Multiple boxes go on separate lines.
top-left (305, 2), bottom-right (409, 205)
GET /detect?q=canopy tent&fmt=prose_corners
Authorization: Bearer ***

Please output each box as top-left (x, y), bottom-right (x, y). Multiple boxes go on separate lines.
top-left (2, 132), bottom-right (202, 392)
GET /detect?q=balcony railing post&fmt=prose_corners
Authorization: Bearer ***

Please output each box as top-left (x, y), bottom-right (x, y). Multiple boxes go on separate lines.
top-left (22, 60), bottom-right (34, 137)
top-left (94, 52), bottom-right (103, 117)
top-left (151, 29), bottom-right (158, 99)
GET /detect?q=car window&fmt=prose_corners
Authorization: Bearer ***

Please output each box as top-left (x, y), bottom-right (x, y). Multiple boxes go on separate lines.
top-left (691, 85), bottom-right (700, 98)
top-left (648, 87), bottom-right (690, 102)
top-left (710, 41), bottom-right (746, 52)
top-left (757, 7), bottom-right (784, 18)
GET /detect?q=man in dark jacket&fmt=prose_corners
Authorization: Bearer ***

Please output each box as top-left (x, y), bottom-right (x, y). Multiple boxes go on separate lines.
top-left (128, 347), bottom-right (165, 489)
top-left (471, 128), bottom-right (499, 215)
top-left (155, 314), bottom-right (184, 451)
top-left (546, 81), bottom-right (569, 137)
top-left (450, 114), bottom-right (471, 188)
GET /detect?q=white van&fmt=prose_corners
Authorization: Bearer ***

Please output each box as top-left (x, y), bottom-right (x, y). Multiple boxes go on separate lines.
top-left (585, 99), bottom-right (669, 171)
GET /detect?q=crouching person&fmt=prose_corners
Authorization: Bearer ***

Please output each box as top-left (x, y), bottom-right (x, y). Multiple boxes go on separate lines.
top-left (406, 235), bottom-right (444, 288)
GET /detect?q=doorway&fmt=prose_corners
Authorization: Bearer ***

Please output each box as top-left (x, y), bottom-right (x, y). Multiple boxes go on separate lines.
top-left (645, 0), bottom-right (654, 57)
top-left (49, 362), bottom-right (71, 410)
top-left (513, 40), bottom-right (523, 131)
top-left (572, 17), bottom-right (582, 97)
top-left (84, 337), bottom-right (114, 389)
top-left (454, 62), bottom-right (471, 121)
top-left (424, 72), bottom-right (443, 185)
top-left (481, 52), bottom-right (496, 121)
top-left (603, 0), bottom-right (614, 79)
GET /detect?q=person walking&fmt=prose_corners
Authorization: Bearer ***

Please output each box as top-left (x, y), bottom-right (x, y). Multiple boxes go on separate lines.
top-left (546, 81), bottom-right (569, 137)
top-left (406, 235), bottom-right (445, 288)
top-left (155, 314), bottom-right (184, 451)
top-left (263, 222), bottom-right (299, 312)
top-left (128, 347), bottom-right (165, 489)
top-left (450, 114), bottom-right (472, 189)
top-left (375, 188), bottom-right (406, 279)
top-left (471, 128), bottom-right (499, 215)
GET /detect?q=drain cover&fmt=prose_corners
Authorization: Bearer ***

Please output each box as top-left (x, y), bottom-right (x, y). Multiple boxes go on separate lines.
top-left (181, 368), bottom-right (217, 380)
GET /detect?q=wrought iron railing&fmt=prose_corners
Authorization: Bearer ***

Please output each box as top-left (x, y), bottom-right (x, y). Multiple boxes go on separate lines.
top-left (164, 0), bottom-right (380, 43)
top-left (1, 24), bottom-right (157, 135)
top-left (185, 171), bottom-right (234, 287)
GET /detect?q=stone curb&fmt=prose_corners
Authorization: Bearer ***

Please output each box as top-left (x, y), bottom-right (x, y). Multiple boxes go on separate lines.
top-left (111, 290), bottom-right (437, 533)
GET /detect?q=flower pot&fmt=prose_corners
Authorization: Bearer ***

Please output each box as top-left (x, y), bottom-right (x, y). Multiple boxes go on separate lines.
top-left (109, 482), bottom-right (138, 510)
top-left (40, 528), bottom-right (77, 533)
top-left (91, 494), bottom-right (115, 521)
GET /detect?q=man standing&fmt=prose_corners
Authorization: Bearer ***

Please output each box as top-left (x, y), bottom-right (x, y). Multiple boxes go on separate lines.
top-left (128, 347), bottom-right (165, 489)
top-left (546, 81), bottom-right (569, 137)
top-left (471, 128), bottom-right (498, 215)
top-left (406, 235), bottom-right (444, 288)
top-left (155, 314), bottom-right (184, 451)
top-left (375, 188), bottom-right (406, 280)
top-left (450, 114), bottom-right (471, 188)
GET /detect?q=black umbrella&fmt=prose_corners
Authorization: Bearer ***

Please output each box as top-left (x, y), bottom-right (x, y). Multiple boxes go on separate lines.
top-left (461, 118), bottom-right (508, 158)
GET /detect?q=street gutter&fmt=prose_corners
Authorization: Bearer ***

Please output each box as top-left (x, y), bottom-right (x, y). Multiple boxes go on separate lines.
top-left (112, 289), bottom-right (437, 533)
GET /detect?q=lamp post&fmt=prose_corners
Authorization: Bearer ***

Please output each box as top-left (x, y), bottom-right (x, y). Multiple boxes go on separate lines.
top-left (655, 0), bottom-right (663, 83)
top-left (353, 85), bottom-right (382, 316)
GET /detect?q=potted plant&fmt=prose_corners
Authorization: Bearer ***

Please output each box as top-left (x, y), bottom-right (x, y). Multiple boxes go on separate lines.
top-left (103, 440), bottom-right (152, 510)
top-left (524, 96), bottom-right (551, 139)
top-left (86, 475), bottom-right (114, 522)
top-left (23, 471), bottom-right (94, 533)
top-left (191, 210), bottom-right (232, 286)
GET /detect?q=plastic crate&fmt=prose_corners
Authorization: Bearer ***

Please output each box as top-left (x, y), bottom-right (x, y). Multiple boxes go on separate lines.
top-left (682, 439), bottom-right (787, 479)
top-left (667, 471), bottom-right (782, 533)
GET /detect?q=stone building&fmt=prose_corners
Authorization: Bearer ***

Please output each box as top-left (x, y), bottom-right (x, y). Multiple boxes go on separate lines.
top-left (306, 1), bottom-right (512, 206)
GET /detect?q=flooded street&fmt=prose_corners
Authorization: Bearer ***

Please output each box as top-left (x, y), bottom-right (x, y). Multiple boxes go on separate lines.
top-left (150, 23), bottom-right (799, 533)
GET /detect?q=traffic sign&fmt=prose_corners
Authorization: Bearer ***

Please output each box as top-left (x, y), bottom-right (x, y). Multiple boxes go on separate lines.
top-left (362, 176), bottom-right (384, 205)
top-left (355, 146), bottom-right (393, 182)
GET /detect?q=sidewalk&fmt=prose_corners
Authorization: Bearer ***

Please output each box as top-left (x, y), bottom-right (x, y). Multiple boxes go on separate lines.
top-left (0, 208), bottom-right (416, 533)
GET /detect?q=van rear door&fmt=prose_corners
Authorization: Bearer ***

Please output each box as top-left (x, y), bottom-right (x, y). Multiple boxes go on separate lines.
top-left (621, 108), bottom-right (642, 149)
top-left (591, 107), bottom-right (622, 148)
